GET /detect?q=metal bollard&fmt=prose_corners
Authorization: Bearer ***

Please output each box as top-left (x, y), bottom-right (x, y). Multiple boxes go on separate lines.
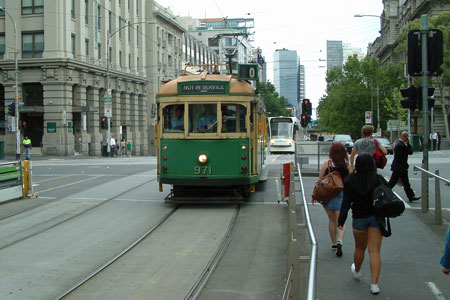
top-left (435, 170), bottom-right (442, 225)
top-left (421, 161), bottom-right (428, 213)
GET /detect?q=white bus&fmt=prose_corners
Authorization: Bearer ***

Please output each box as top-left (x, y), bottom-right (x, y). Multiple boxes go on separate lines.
top-left (268, 116), bottom-right (299, 154)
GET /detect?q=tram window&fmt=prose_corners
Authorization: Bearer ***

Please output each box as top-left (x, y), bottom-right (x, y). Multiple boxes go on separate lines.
top-left (163, 104), bottom-right (185, 133)
top-left (189, 104), bottom-right (217, 133)
top-left (221, 104), bottom-right (246, 133)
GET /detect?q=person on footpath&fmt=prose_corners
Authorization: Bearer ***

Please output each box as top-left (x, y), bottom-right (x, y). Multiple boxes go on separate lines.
top-left (441, 225), bottom-right (450, 275)
top-left (350, 125), bottom-right (387, 170)
top-left (388, 131), bottom-right (421, 202)
top-left (110, 136), bottom-right (116, 157)
top-left (437, 132), bottom-right (441, 151)
top-left (22, 136), bottom-right (32, 160)
top-left (313, 142), bottom-right (352, 257)
top-left (430, 131), bottom-right (438, 151)
top-left (338, 153), bottom-right (386, 295)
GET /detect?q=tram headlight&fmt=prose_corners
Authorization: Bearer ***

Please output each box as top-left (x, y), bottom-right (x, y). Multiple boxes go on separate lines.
top-left (162, 145), bottom-right (168, 150)
top-left (198, 154), bottom-right (208, 164)
top-left (241, 145), bottom-right (247, 150)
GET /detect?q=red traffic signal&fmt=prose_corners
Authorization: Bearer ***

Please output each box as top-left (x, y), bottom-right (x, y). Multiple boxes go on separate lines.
top-left (100, 116), bottom-right (108, 129)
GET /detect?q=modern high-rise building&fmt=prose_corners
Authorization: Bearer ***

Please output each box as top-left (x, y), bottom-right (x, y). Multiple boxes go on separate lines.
top-left (273, 49), bottom-right (298, 108)
top-left (326, 40), bottom-right (343, 72)
top-left (343, 43), bottom-right (364, 65)
top-left (299, 64), bottom-right (305, 104)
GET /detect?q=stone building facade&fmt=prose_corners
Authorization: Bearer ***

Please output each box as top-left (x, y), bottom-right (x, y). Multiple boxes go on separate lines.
top-left (0, 0), bottom-right (148, 156)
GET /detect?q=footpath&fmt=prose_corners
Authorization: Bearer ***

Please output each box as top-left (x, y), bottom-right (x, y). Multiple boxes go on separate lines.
top-left (299, 150), bottom-right (450, 299)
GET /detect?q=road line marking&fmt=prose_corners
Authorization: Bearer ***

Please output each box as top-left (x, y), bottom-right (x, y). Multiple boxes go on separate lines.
top-left (34, 174), bottom-right (75, 184)
top-left (66, 197), bottom-right (109, 201)
top-left (35, 175), bottom-right (105, 195)
top-left (427, 282), bottom-right (447, 300)
top-left (113, 198), bottom-right (163, 203)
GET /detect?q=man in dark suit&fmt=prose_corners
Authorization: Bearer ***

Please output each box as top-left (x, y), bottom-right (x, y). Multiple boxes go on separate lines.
top-left (389, 131), bottom-right (421, 202)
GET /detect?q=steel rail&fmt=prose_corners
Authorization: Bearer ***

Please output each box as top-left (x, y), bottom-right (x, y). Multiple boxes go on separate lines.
top-left (54, 205), bottom-right (179, 300)
top-left (413, 165), bottom-right (450, 185)
top-left (185, 205), bottom-right (241, 300)
top-left (297, 163), bottom-right (318, 300)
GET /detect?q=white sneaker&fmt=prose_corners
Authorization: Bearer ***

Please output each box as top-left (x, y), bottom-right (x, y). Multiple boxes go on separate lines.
top-left (370, 284), bottom-right (380, 294)
top-left (351, 263), bottom-right (361, 280)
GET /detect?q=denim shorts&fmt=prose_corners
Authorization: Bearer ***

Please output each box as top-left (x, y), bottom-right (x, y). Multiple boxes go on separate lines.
top-left (323, 192), bottom-right (343, 210)
top-left (352, 215), bottom-right (384, 231)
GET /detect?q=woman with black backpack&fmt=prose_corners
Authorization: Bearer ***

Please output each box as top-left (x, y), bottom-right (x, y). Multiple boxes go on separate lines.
top-left (338, 153), bottom-right (387, 295)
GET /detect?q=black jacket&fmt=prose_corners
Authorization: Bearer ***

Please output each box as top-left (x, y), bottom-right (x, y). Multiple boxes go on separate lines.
top-left (391, 140), bottom-right (413, 172)
top-left (338, 174), bottom-right (386, 227)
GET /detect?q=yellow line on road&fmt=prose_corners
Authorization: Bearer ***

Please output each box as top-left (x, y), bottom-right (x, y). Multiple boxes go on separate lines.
top-left (34, 174), bottom-right (75, 184)
top-left (35, 175), bottom-right (105, 195)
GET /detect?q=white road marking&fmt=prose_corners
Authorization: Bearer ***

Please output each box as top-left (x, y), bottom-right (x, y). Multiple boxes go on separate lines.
top-left (427, 282), bottom-right (447, 300)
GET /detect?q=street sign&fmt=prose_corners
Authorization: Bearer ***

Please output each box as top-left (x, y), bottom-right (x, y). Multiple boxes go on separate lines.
top-left (104, 96), bottom-right (112, 103)
top-left (105, 105), bottom-right (112, 118)
top-left (5, 99), bottom-right (15, 103)
top-left (365, 111), bottom-right (372, 124)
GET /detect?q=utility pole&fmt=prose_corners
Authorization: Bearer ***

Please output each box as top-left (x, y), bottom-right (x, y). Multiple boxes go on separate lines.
top-left (420, 15), bottom-right (429, 212)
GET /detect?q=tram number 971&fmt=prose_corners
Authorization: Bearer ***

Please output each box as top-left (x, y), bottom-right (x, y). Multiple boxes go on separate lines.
top-left (194, 166), bottom-right (212, 175)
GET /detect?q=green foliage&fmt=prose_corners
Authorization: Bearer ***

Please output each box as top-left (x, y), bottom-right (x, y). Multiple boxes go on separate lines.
top-left (317, 56), bottom-right (404, 139)
top-left (257, 81), bottom-right (290, 117)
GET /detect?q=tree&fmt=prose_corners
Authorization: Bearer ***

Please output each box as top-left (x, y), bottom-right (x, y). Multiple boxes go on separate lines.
top-left (317, 56), bottom-right (404, 139)
top-left (257, 81), bottom-right (290, 117)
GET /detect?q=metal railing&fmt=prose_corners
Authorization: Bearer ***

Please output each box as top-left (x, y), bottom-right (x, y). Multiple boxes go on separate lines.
top-left (282, 162), bottom-right (317, 300)
top-left (295, 141), bottom-right (332, 171)
top-left (413, 165), bottom-right (450, 225)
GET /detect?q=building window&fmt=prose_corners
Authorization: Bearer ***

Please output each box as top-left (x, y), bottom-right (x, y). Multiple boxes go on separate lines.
top-left (128, 0), bottom-right (130, 11)
top-left (22, 32), bottom-right (44, 58)
top-left (85, 0), bottom-right (89, 25)
top-left (71, 0), bottom-right (75, 18)
top-left (137, 57), bottom-right (139, 72)
top-left (136, 26), bottom-right (139, 46)
top-left (109, 12), bottom-right (112, 32)
top-left (119, 51), bottom-right (122, 67)
top-left (0, 0), bottom-right (4, 16)
top-left (85, 39), bottom-right (89, 58)
top-left (109, 47), bottom-right (112, 64)
top-left (119, 18), bottom-right (123, 39)
top-left (98, 43), bottom-right (101, 60)
top-left (0, 34), bottom-right (5, 59)
top-left (22, 0), bottom-right (44, 15)
top-left (71, 34), bottom-right (76, 56)
top-left (98, 5), bottom-right (101, 30)
top-left (128, 54), bottom-right (131, 68)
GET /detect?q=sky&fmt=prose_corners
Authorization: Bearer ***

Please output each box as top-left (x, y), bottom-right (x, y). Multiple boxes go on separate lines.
top-left (158, 0), bottom-right (384, 109)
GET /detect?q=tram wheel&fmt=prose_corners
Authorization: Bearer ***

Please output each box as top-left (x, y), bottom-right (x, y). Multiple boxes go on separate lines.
top-left (238, 185), bottom-right (251, 199)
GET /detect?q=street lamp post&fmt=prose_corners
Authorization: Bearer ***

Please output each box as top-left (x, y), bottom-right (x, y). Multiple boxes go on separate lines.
top-left (0, 6), bottom-right (20, 159)
top-left (105, 21), bottom-right (154, 155)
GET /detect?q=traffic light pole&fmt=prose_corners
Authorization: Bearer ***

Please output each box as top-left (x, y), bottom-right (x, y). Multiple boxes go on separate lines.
top-left (420, 15), bottom-right (429, 212)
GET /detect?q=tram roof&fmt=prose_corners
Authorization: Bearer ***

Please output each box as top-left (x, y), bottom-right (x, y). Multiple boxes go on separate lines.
top-left (156, 73), bottom-right (255, 97)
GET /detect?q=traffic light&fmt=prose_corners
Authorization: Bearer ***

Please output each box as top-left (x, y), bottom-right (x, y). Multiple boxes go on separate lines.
top-left (7, 103), bottom-right (16, 116)
top-left (407, 29), bottom-right (443, 76)
top-left (416, 87), bottom-right (435, 110)
top-left (21, 120), bottom-right (27, 130)
top-left (300, 113), bottom-right (308, 128)
top-left (302, 99), bottom-right (312, 115)
top-left (400, 85), bottom-right (418, 110)
top-left (100, 116), bottom-right (108, 129)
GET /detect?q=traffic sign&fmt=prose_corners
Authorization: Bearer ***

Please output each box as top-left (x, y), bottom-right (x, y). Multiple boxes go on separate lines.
top-left (104, 96), bottom-right (112, 103)
top-left (5, 99), bottom-right (15, 103)
top-left (105, 105), bottom-right (112, 117)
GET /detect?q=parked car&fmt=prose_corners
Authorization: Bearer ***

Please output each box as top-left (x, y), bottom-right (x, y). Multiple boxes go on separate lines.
top-left (333, 134), bottom-right (353, 154)
top-left (376, 138), bottom-right (394, 154)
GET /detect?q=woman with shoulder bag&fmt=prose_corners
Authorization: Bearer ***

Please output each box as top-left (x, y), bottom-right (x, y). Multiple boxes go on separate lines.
top-left (338, 153), bottom-right (388, 295)
top-left (313, 142), bottom-right (351, 257)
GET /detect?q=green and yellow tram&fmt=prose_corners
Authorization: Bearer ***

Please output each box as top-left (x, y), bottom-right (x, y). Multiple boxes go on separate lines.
top-left (155, 67), bottom-right (267, 201)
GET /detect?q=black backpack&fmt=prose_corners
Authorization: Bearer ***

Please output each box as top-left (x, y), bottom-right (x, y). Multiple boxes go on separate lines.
top-left (372, 182), bottom-right (405, 237)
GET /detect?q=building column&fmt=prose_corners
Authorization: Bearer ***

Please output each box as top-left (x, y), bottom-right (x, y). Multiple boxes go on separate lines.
top-left (129, 93), bottom-right (140, 156)
top-left (42, 82), bottom-right (75, 156)
top-left (138, 94), bottom-right (148, 155)
top-left (3, 83), bottom-right (22, 155)
top-left (73, 84), bottom-right (91, 155)
top-left (111, 90), bottom-right (121, 141)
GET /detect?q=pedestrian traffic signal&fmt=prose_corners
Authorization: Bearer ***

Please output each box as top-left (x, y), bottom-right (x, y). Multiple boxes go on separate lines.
top-left (7, 103), bottom-right (16, 116)
top-left (300, 113), bottom-right (308, 128)
top-left (416, 87), bottom-right (435, 110)
top-left (302, 99), bottom-right (312, 115)
top-left (100, 116), bottom-right (108, 129)
top-left (400, 85), bottom-right (418, 110)
top-left (407, 29), bottom-right (444, 76)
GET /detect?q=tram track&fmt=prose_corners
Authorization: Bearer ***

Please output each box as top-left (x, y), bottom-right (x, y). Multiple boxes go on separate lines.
top-left (0, 175), bottom-right (158, 251)
top-left (54, 205), bottom-right (179, 300)
top-left (52, 204), bottom-right (241, 300)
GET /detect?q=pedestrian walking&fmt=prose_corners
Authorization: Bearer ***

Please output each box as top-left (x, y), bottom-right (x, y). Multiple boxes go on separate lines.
top-left (338, 153), bottom-right (386, 295)
top-left (441, 225), bottom-right (450, 275)
top-left (437, 132), bottom-right (441, 151)
top-left (313, 142), bottom-right (352, 257)
top-left (120, 139), bottom-right (126, 156)
top-left (388, 131), bottom-right (421, 202)
top-left (110, 136), bottom-right (116, 157)
top-left (430, 131), bottom-right (438, 151)
top-left (22, 136), bottom-right (32, 160)
top-left (350, 125), bottom-right (387, 169)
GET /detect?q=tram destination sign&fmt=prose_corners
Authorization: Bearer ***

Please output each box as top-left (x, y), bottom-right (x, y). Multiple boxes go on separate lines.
top-left (179, 81), bottom-right (229, 95)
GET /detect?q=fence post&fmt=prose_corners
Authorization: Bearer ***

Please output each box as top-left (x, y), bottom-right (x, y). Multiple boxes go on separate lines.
top-left (435, 170), bottom-right (442, 225)
top-left (421, 161), bottom-right (428, 213)
top-left (287, 162), bottom-right (299, 299)
top-left (317, 142), bottom-right (320, 171)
